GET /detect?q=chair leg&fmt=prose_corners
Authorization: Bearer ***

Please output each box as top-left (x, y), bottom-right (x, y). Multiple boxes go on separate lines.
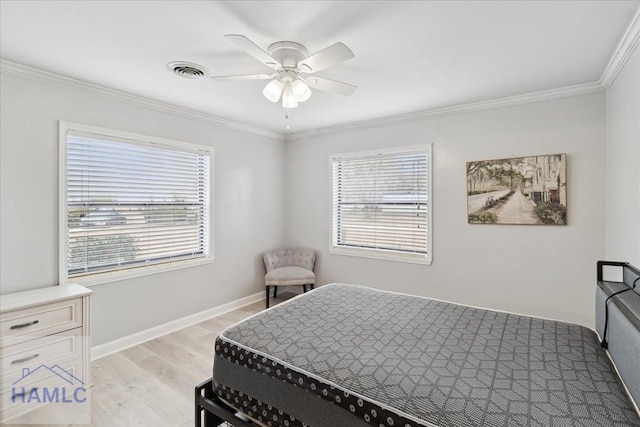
top-left (265, 286), bottom-right (270, 309)
top-left (310, 284), bottom-right (315, 290)
top-left (302, 284), bottom-right (307, 293)
top-left (273, 286), bottom-right (278, 298)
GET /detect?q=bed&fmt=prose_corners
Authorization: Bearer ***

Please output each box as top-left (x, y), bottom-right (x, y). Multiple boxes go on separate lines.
top-left (196, 261), bottom-right (640, 427)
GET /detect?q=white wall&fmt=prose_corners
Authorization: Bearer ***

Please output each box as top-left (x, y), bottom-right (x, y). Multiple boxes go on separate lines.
top-left (605, 44), bottom-right (640, 267)
top-left (285, 93), bottom-right (606, 328)
top-left (0, 73), bottom-right (284, 346)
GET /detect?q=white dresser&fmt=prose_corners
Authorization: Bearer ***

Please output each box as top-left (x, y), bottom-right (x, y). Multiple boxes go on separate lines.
top-left (0, 283), bottom-right (92, 423)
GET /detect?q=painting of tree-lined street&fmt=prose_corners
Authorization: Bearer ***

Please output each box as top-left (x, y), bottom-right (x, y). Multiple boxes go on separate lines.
top-left (467, 154), bottom-right (566, 225)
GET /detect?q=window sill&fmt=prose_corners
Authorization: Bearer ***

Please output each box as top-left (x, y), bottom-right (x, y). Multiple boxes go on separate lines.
top-left (63, 257), bottom-right (213, 287)
top-left (329, 246), bottom-right (432, 265)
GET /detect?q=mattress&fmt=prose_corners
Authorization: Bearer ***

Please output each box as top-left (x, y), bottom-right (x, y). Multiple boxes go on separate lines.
top-left (213, 284), bottom-right (640, 427)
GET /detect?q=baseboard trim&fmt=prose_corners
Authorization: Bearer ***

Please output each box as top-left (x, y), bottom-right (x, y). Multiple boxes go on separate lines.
top-left (91, 291), bottom-right (264, 360)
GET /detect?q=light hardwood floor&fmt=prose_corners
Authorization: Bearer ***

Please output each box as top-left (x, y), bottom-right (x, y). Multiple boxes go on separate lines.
top-left (5, 294), bottom-right (294, 427)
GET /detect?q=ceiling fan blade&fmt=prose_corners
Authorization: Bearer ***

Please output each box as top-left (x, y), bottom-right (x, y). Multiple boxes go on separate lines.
top-left (209, 73), bottom-right (274, 81)
top-left (298, 42), bottom-right (354, 73)
top-left (224, 34), bottom-right (281, 70)
top-left (303, 76), bottom-right (357, 96)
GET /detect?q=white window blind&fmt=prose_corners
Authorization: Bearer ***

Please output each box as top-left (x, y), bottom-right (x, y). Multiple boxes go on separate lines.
top-left (331, 146), bottom-right (431, 263)
top-left (62, 126), bottom-right (211, 280)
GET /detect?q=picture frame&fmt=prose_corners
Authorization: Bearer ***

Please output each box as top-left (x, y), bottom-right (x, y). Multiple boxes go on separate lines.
top-left (466, 153), bottom-right (567, 225)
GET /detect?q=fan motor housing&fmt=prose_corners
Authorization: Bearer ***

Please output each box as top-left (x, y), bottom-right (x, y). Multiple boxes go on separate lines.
top-left (267, 41), bottom-right (308, 68)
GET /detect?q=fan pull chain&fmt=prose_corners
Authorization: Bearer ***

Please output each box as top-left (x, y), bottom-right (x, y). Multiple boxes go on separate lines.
top-left (285, 111), bottom-right (291, 130)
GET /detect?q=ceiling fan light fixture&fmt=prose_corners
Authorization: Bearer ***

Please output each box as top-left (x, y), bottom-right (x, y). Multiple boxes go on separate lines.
top-left (282, 84), bottom-right (299, 109)
top-left (291, 78), bottom-right (312, 102)
top-left (216, 34), bottom-right (356, 110)
top-left (263, 79), bottom-right (284, 102)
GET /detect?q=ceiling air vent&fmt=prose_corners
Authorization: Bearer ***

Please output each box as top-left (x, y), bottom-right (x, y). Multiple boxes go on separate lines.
top-left (168, 61), bottom-right (209, 79)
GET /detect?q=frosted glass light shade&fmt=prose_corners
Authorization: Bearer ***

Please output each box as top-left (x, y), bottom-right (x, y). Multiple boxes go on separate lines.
top-left (282, 84), bottom-right (299, 109)
top-left (291, 79), bottom-right (312, 102)
top-left (263, 79), bottom-right (284, 103)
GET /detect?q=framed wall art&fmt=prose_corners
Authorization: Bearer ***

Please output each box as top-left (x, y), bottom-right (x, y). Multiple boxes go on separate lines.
top-left (467, 153), bottom-right (566, 225)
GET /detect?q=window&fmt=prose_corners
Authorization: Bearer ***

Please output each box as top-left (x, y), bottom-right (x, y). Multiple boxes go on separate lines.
top-left (59, 122), bottom-right (212, 284)
top-left (331, 145), bottom-right (432, 264)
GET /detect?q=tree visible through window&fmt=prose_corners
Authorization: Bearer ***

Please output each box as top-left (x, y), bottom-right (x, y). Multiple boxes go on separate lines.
top-left (331, 145), bottom-right (432, 264)
top-left (60, 122), bottom-right (212, 282)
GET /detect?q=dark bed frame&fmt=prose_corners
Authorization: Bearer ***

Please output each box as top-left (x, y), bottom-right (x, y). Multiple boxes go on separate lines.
top-left (195, 378), bottom-right (256, 427)
top-left (195, 261), bottom-right (640, 427)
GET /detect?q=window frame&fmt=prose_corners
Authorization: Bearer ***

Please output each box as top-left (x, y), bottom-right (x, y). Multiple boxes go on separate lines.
top-left (329, 144), bottom-right (432, 265)
top-left (58, 121), bottom-right (214, 286)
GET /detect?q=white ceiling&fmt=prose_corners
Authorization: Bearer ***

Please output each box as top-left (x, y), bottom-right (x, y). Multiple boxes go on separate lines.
top-left (1, 1), bottom-right (639, 135)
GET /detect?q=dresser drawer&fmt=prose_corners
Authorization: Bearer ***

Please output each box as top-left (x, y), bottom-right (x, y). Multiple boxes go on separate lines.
top-left (1, 328), bottom-right (84, 385)
top-left (0, 298), bottom-right (83, 348)
top-left (0, 285), bottom-right (91, 423)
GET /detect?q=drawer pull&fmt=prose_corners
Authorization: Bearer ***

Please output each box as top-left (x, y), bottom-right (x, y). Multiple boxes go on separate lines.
top-left (11, 353), bottom-right (40, 365)
top-left (9, 320), bottom-right (40, 330)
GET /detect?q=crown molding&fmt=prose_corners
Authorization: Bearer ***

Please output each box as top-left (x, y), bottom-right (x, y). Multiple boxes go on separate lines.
top-left (600, 6), bottom-right (640, 89)
top-left (0, 59), bottom-right (282, 140)
top-left (0, 58), bottom-right (611, 143)
top-left (286, 81), bottom-right (604, 141)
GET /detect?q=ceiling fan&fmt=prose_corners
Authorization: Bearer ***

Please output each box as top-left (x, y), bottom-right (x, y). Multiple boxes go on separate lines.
top-left (209, 34), bottom-right (357, 109)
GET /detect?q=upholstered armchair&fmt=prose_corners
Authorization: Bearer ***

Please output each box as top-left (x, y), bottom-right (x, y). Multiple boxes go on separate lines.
top-left (263, 247), bottom-right (316, 308)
